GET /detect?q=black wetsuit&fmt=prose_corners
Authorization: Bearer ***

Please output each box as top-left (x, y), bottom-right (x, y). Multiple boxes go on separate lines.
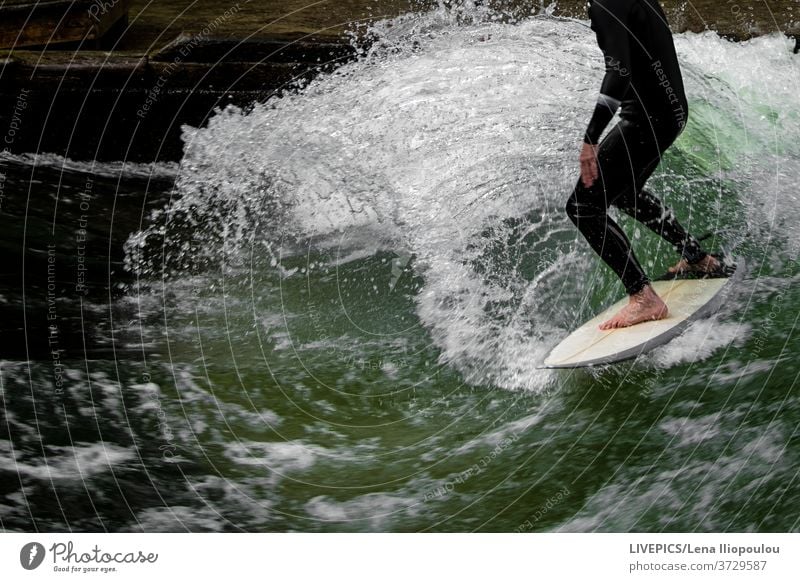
top-left (566, 0), bottom-right (707, 295)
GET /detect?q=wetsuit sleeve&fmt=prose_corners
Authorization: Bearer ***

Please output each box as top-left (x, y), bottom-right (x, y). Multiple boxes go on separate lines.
top-left (584, 0), bottom-right (632, 144)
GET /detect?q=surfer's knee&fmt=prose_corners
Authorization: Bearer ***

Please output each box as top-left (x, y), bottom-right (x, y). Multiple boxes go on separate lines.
top-left (565, 190), bottom-right (603, 224)
top-left (565, 194), bottom-right (580, 225)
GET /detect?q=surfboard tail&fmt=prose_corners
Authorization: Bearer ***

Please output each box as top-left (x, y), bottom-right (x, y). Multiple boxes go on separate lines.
top-left (542, 257), bottom-right (744, 369)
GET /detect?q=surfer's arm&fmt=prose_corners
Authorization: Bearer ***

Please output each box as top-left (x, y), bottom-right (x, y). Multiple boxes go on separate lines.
top-left (584, 0), bottom-right (632, 144)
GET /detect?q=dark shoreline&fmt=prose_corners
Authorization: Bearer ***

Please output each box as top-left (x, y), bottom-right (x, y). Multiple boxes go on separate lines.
top-left (1, 1), bottom-right (798, 163)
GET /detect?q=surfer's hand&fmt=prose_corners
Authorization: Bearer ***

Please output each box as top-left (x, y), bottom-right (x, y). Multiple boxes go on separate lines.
top-left (580, 142), bottom-right (599, 187)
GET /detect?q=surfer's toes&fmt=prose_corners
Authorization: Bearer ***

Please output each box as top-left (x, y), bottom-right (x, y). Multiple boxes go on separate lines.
top-left (705, 255), bottom-right (721, 272)
top-left (599, 315), bottom-right (625, 330)
top-left (670, 254), bottom-right (721, 274)
top-left (668, 259), bottom-right (689, 274)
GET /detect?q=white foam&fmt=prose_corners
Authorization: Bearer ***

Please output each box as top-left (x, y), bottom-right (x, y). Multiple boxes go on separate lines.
top-left (130, 505), bottom-right (227, 532)
top-left (0, 151), bottom-right (178, 180)
top-left (660, 413), bottom-right (723, 447)
top-left (652, 317), bottom-right (746, 367)
top-left (304, 493), bottom-right (415, 529)
top-left (225, 440), bottom-right (317, 472)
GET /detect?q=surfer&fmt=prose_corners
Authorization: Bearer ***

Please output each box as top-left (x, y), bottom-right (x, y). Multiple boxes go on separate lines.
top-left (565, 0), bottom-right (720, 329)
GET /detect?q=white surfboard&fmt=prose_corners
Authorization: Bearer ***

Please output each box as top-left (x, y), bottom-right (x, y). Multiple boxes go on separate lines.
top-left (543, 258), bottom-right (743, 368)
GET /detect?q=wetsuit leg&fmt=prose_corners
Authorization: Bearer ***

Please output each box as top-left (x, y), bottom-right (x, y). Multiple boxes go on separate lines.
top-left (566, 116), bottom-right (706, 294)
top-left (612, 116), bottom-right (707, 264)
top-left (565, 119), bottom-right (652, 295)
top-left (615, 188), bottom-right (706, 264)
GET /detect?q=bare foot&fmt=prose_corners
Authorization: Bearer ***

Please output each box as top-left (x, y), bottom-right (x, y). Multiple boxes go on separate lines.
top-left (599, 285), bottom-right (669, 330)
top-left (668, 254), bottom-right (721, 274)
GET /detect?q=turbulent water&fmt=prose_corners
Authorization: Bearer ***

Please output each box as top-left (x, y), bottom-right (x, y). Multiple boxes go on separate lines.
top-left (3, 4), bottom-right (800, 531)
